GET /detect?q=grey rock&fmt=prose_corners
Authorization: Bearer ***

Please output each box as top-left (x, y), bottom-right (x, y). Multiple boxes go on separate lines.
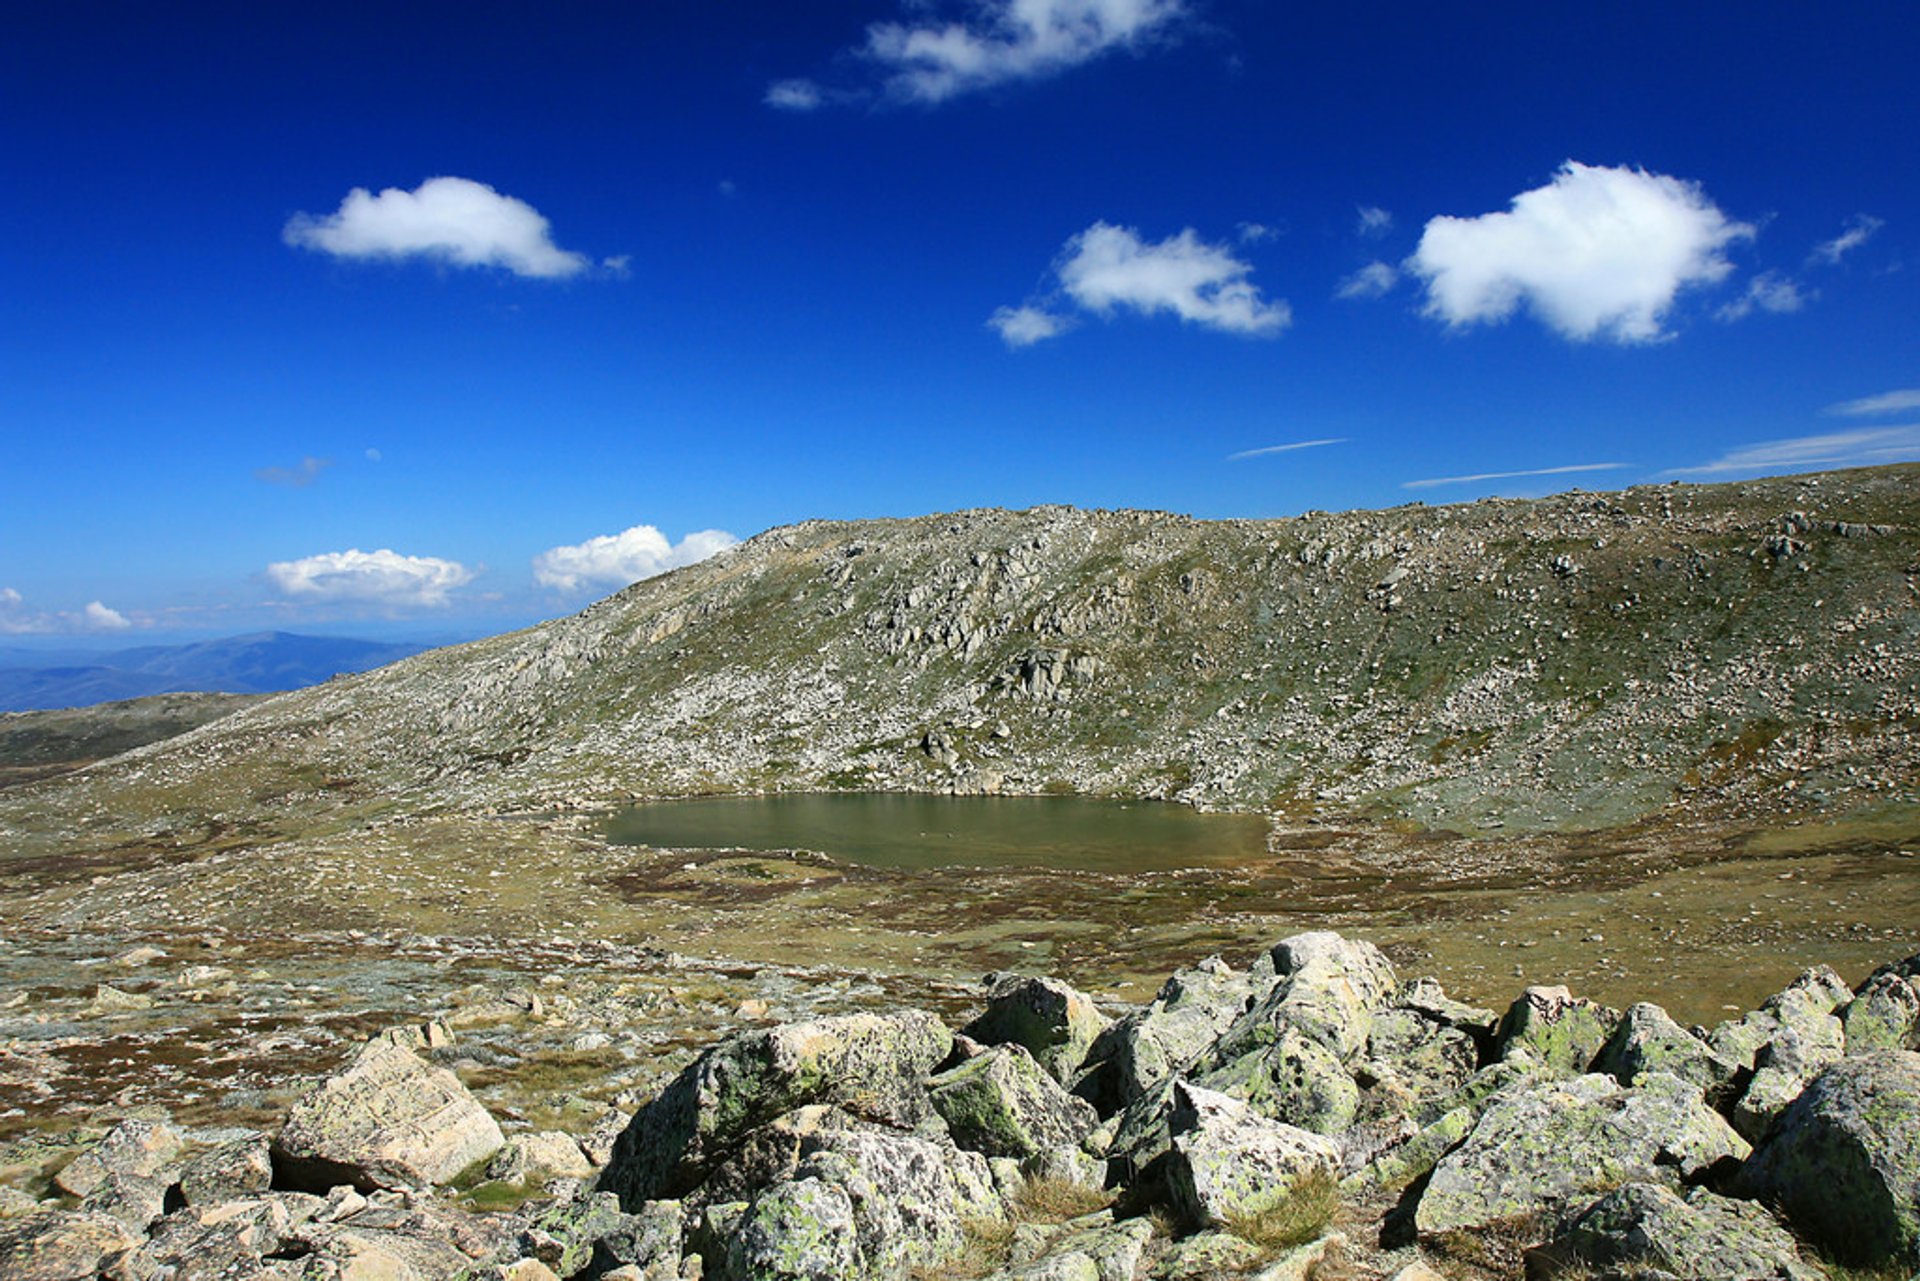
top-left (53, 1117), bottom-right (187, 1198)
top-left (179, 1133), bottom-right (274, 1204)
top-left (1740, 1050), bottom-right (1920, 1266)
top-left (725, 1178), bottom-right (860, 1280)
top-left (1074, 960), bottom-right (1255, 1115)
top-left (1149, 1229), bottom-right (1264, 1279)
top-left (1161, 1082), bottom-right (1340, 1231)
top-left (1844, 971), bottom-right (1920, 1054)
top-left (1360, 1006), bottom-right (1481, 1123)
top-left (601, 1010), bottom-right (951, 1206)
top-left (929, 1043), bottom-right (1098, 1159)
top-left (1395, 977), bottom-right (1497, 1037)
top-left (1493, 985), bottom-right (1620, 1077)
top-left (0, 1209), bottom-right (141, 1281)
top-left (75, 1169), bottom-right (169, 1232)
top-left (1414, 1072), bottom-right (1749, 1237)
top-left (1209, 933), bottom-right (1397, 1069)
top-left (999, 1214), bottom-right (1152, 1281)
top-left (964, 975), bottom-right (1112, 1086)
top-left (1534, 1182), bottom-right (1821, 1281)
top-left (783, 1129), bottom-right (1007, 1278)
top-left (1594, 1002), bottom-right (1738, 1098)
top-left (271, 1038), bottom-right (505, 1191)
top-left (489, 1132), bottom-right (596, 1184)
top-left (1194, 1026), bottom-right (1358, 1135)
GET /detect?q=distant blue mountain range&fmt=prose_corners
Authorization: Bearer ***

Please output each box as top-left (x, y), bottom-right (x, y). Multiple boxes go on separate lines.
top-left (0, 632), bottom-right (429, 712)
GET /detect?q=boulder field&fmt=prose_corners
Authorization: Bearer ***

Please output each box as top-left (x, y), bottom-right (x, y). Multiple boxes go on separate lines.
top-left (5, 931), bottom-right (1920, 1280)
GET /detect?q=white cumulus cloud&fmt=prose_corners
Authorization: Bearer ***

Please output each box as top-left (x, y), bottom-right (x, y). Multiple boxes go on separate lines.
top-left (1407, 161), bottom-right (1753, 343)
top-left (1826, 389), bottom-right (1920, 418)
top-left (1667, 427), bottom-right (1920, 478)
top-left (1810, 214), bottom-right (1883, 266)
top-left (284, 177), bottom-right (593, 279)
top-left (0, 589), bottom-right (138, 634)
top-left (266, 548), bottom-right (476, 607)
top-left (83, 601), bottom-right (131, 631)
top-left (533, 525), bottom-right (739, 592)
top-left (988, 304), bottom-right (1074, 348)
top-left (1336, 260), bottom-right (1399, 300)
top-left (1716, 271), bottom-right (1810, 322)
top-left (1024, 221), bottom-right (1289, 337)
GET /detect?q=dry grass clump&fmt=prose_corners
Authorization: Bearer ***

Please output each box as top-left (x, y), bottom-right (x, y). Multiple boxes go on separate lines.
top-left (1221, 1167), bottom-right (1340, 1253)
top-left (1014, 1175), bottom-right (1117, 1224)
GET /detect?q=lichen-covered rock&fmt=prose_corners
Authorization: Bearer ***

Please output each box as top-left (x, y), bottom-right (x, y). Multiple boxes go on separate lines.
top-left (1740, 1050), bottom-right (1920, 1266)
top-left (999, 1213), bottom-right (1152, 1281)
top-left (1844, 971), bottom-right (1920, 1054)
top-left (0, 1209), bottom-right (140, 1280)
top-left (1344, 1105), bottom-right (1474, 1195)
top-left (1493, 986), bottom-right (1620, 1077)
top-left (1160, 1082), bottom-right (1339, 1231)
top-left (1208, 933), bottom-right (1397, 1071)
top-left (1360, 1006), bottom-right (1480, 1123)
top-left (1073, 960), bottom-right (1255, 1115)
top-left (272, 1039), bottom-right (504, 1192)
top-left (489, 1131), bottom-right (596, 1184)
top-left (1532, 1182), bottom-right (1822, 1281)
top-left (75, 1169), bottom-right (169, 1232)
top-left (964, 975), bottom-right (1112, 1086)
top-left (601, 1010), bottom-right (951, 1207)
top-left (1594, 1002), bottom-right (1737, 1097)
top-left (775, 1129), bottom-right (1006, 1278)
top-left (52, 1117), bottom-right (186, 1198)
top-left (1194, 1026), bottom-right (1359, 1135)
top-left (1149, 1229), bottom-right (1265, 1279)
top-left (179, 1132), bottom-right (274, 1204)
top-left (1413, 1072), bottom-right (1749, 1237)
top-left (929, 1043), bottom-right (1097, 1158)
top-left (725, 1177), bottom-right (860, 1280)
top-left (1396, 977), bottom-right (1497, 1036)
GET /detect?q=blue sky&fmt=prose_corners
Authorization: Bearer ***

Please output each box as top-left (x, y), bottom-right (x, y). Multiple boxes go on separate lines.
top-left (3, 1), bottom-right (1915, 643)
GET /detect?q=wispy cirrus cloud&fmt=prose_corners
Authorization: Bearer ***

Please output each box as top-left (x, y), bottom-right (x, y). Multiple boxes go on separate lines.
top-left (0, 588), bottom-right (135, 634)
top-left (1403, 462), bottom-right (1629, 490)
top-left (1227, 438), bottom-right (1346, 461)
top-left (1335, 260), bottom-right (1398, 300)
top-left (1825, 389), bottom-right (1920, 418)
top-left (532, 525), bottom-right (738, 592)
top-left (764, 79), bottom-right (825, 111)
top-left (1810, 214), bottom-right (1884, 267)
top-left (1666, 427), bottom-right (1920, 478)
top-left (266, 548), bottom-right (476, 607)
top-left (994, 221), bottom-right (1289, 347)
top-left (1356, 206), bottom-right (1393, 237)
top-left (1407, 161), bottom-right (1752, 343)
top-left (255, 456), bottom-right (332, 488)
top-left (773, 0), bottom-right (1190, 108)
top-left (1715, 271), bottom-right (1809, 322)
top-left (285, 177), bottom-right (614, 279)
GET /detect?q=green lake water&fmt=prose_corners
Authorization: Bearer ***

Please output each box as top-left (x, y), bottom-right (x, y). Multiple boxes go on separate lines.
top-left (601, 793), bottom-right (1272, 872)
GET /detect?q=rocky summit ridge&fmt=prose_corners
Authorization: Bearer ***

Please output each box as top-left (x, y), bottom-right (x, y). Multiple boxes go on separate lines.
top-left (5, 464), bottom-right (1916, 859)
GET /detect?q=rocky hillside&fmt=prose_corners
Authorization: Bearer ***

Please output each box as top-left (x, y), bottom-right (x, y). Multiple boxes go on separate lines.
top-left (5, 466), bottom-right (1918, 855)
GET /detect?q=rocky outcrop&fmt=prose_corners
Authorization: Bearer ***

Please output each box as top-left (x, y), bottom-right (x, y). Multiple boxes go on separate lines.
top-left (1413, 1072), bottom-right (1749, 1237)
top-left (1159, 1083), bottom-right (1339, 1231)
top-left (927, 1044), bottom-right (1098, 1158)
top-left (1740, 1050), bottom-right (1920, 1266)
top-left (600, 1010), bottom-right (951, 1207)
top-left (1533, 1182), bottom-right (1822, 1280)
top-left (271, 1039), bottom-right (506, 1192)
top-left (964, 974), bottom-right (1111, 1086)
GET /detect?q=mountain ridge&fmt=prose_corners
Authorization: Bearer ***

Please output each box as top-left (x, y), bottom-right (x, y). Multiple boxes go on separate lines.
top-left (4, 464), bottom-right (1917, 861)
